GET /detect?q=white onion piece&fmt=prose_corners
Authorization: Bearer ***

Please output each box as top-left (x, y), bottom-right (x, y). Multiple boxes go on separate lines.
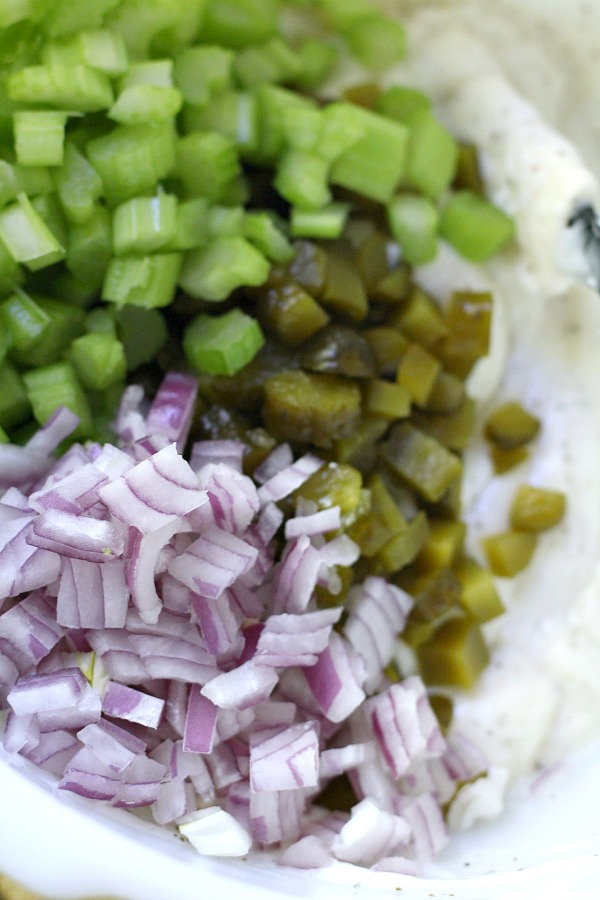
top-left (331, 798), bottom-right (411, 866)
top-left (277, 834), bottom-right (333, 869)
top-left (178, 807), bottom-right (252, 857)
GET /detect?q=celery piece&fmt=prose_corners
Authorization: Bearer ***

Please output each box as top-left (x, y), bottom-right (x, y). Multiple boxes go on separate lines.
top-left (10, 296), bottom-right (85, 368)
top-left (274, 149), bottom-right (331, 210)
top-left (200, 0), bottom-right (278, 48)
top-left (290, 203), bottom-right (349, 240)
top-left (207, 205), bottom-right (245, 238)
top-left (439, 191), bottom-right (516, 262)
top-left (31, 192), bottom-right (68, 248)
top-left (251, 83), bottom-right (315, 165)
top-left (106, 0), bottom-right (204, 60)
top-left (43, 29), bottom-right (128, 76)
top-left (23, 360), bottom-right (93, 439)
top-left (0, 425), bottom-right (7, 443)
top-left (0, 239), bottom-right (24, 298)
top-left (0, 362), bottom-right (30, 429)
top-left (53, 141), bottom-right (103, 224)
top-left (42, 0), bottom-right (120, 39)
top-left (293, 39), bottom-right (338, 91)
top-left (174, 45), bottom-right (234, 107)
top-left (119, 59), bottom-right (174, 90)
top-left (318, 102), bottom-right (365, 163)
top-left (329, 104), bottom-right (409, 203)
top-left (243, 211), bottom-right (294, 263)
top-left (8, 64), bottom-right (113, 112)
top-left (166, 197), bottom-right (210, 251)
top-left (184, 308), bottom-right (265, 376)
top-left (344, 13), bottom-right (406, 72)
top-left (2, 290), bottom-right (49, 355)
top-left (175, 131), bottom-right (240, 202)
top-left (234, 37), bottom-right (301, 88)
top-left (86, 122), bottom-right (176, 206)
top-left (281, 105), bottom-right (323, 152)
top-left (0, 0), bottom-right (39, 29)
top-left (0, 193), bottom-right (65, 270)
top-left (405, 109), bottom-right (459, 199)
top-left (114, 305), bottom-right (167, 370)
top-left (112, 192), bottom-right (177, 256)
top-left (66, 204), bottom-right (111, 290)
top-left (13, 110), bottom-right (70, 167)
top-left (85, 306), bottom-right (117, 337)
top-left (0, 160), bottom-right (20, 207)
top-left (68, 331), bottom-right (127, 390)
top-left (108, 85), bottom-right (183, 124)
top-left (182, 90), bottom-right (259, 157)
top-left (321, 0), bottom-right (376, 30)
top-left (102, 252), bottom-right (182, 308)
top-left (376, 85), bottom-right (431, 124)
top-left (13, 165), bottom-right (54, 197)
top-left (179, 236), bottom-right (269, 301)
top-left (387, 193), bottom-right (439, 265)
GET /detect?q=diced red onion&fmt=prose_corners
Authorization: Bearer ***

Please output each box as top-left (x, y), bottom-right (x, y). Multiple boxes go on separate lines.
top-left (192, 591), bottom-right (243, 659)
top-left (0, 591), bottom-right (64, 685)
top-left (0, 514), bottom-right (61, 599)
top-left (254, 607), bottom-right (342, 668)
top-left (177, 807), bottom-right (252, 857)
top-left (252, 443), bottom-right (293, 484)
top-left (25, 406), bottom-right (80, 456)
top-left (201, 659), bottom-right (278, 710)
top-left (319, 741), bottom-right (378, 779)
top-left (249, 720), bottom-right (320, 792)
top-left (0, 445), bottom-right (53, 489)
top-left (284, 506), bottom-right (341, 540)
top-left (29, 463), bottom-right (109, 515)
top-left (27, 509), bottom-right (125, 563)
top-left (101, 681), bottom-right (165, 728)
top-left (271, 534), bottom-right (323, 615)
top-left (77, 719), bottom-right (146, 773)
top-left (303, 631), bottom-right (366, 723)
top-left (23, 728), bottom-right (79, 777)
top-left (331, 798), bottom-right (411, 866)
top-left (168, 525), bottom-right (258, 599)
top-left (249, 786), bottom-right (307, 847)
top-left (7, 666), bottom-right (90, 716)
top-left (183, 684), bottom-right (218, 753)
top-left (57, 558), bottom-right (129, 629)
top-left (197, 463), bottom-right (260, 535)
top-left (146, 372), bottom-right (198, 453)
top-left (125, 521), bottom-right (185, 625)
top-left (3, 710), bottom-right (40, 754)
top-left (256, 453), bottom-right (323, 506)
top-left (190, 440), bottom-right (246, 475)
top-left (277, 834), bottom-right (333, 870)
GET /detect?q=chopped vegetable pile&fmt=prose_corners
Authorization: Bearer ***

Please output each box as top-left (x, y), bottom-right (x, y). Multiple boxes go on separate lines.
top-left (0, 0), bottom-right (556, 877)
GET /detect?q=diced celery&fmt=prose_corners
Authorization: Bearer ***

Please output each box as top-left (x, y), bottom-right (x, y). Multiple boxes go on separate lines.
top-left (106, 0), bottom-right (204, 59)
top-left (321, 0), bottom-right (376, 30)
top-left (0, 193), bottom-right (65, 270)
top-left (85, 306), bottom-right (117, 337)
top-left (243, 211), bottom-right (294, 263)
top-left (234, 37), bottom-right (301, 88)
top-left (23, 360), bottom-right (93, 439)
top-left (102, 252), bottom-right (182, 308)
top-left (0, 362), bottom-right (30, 429)
top-left (30, 192), bottom-right (68, 248)
top-left (376, 85), bottom-right (431, 123)
top-left (199, 0), bottom-right (279, 48)
top-left (166, 197), bottom-right (210, 251)
top-left (281, 105), bottom-right (323, 151)
top-left (68, 331), bottom-right (127, 390)
top-left (181, 90), bottom-right (259, 156)
top-left (119, 59), bottom-right (174, 89)
top-left (289, 203), bottom-right (349, 239)
top-left (175, 131), bottom-right (240, 201)
top-left (0, 239), bottom-right (24, 298)
top-left (184, 308), bottom-right (265, 376)
top-left (9, 296), bottom-right (85, 367)
top-left (174, 45), bottom-right (234, 107)
top-left (251, 83), bottom-right (315, 165)
top-left (274, 149), bottom-right (331, 210)
top-left (13, 165), bottom-right (54, 197)
top-left (108, 84), bottom-right (183, 124)
top-left (387, 193), bottom-right (439, 265)
top-left (42, 0), bottom-right (121, 39)
top-left (207, 205), bottom-right (245, 238)
top-left (8, 64), bottom-right (113, 112)
top-left (0, 160), bottom-right (20, 207)
top-left (404, 109), bottom-right (459, 199)
top-left (439, 191), bottom-right (516, 262)
top-left (293, 38), bottom-right (338, 90)
top-left (2, 290), bottom-right (49, 355)
top-left (317, 102), bottom-right (365, 163)
top-left (179, 236), bottom-right (269, 301)
top-left (13, 110), bottom-right (70, 167)
top-left (86, 122), bottom-right (176, 206)
top-left (329, 104), bottom-right (409, 203)
top-left (112, 192), bottom-right (177, 255)
top-left (344, 13), bottom-right (406, 72)
top-left (114, 305), bottom-right (167, 370)
top-left (53, 141), bottom-right (104, 224)
top-left (66, 203), bottom-right (111, 290)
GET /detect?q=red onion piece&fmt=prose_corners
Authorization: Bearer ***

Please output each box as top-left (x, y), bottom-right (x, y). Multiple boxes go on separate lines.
top-left (303, 631), bottom-right (366, 723)
top-left (254, 607), bottom-right (342, 668)
top-left (101, 681), bottom-right (165, 728)
top-left (271, 534), bottom-right (323, 615)
top-left (146, 372), bottom-right (198, 453)
top-left (284, 506), bottom-right (341, 540)
top-left (168, 525), bottom-right (258, 599)
top-left (331, 798), bottom-right (411, 866)
top-left (190, 440), bottom-right (246, 475)
top-left (27, 509), bottom-right (125, 563)
top-left (249, 720), bottom-right (320, 792)
top-left (0, 515), bottom-right (61, 599)
top-left (256, 453), bottom-right (323, 506)
top-left (183, 684), bottom-right (218, 753)
top-left (201, 660), bottom-right (278, 710)
top-left (57, 558), bottom-right (129, 629)
top-left (198, 464), bottom-right (260, 535)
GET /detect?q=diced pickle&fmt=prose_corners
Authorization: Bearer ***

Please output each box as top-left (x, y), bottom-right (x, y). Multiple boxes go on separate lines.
top-left (371, 264), bottom-right (412, 304)
top-left (320, 241), bottom-right (369, 322)
top-left (428, 693), bottom-right (454, 730)
top-left (484, 400), bottom-right (540, 450)
top-left (454, 555), bottom-right (505, 623)
top-left (380, 421), bottom-right (463, 503)
top-left (396, 341), bottom-right (441, 406)
top-left (390, 284), bottom-right (448, 347)
top-left (286, 239), bottom-right (328, 295)
top-left (482, 529), bottom-right (537, 577)
top-left (301, 324), bottom-right (377, 378)
top-left (412, 398), bottom-right (476, 452)
top-left (356, 230), bottom-right (396, 291)
top-left (294, 461), bottom-right (364, 522)
top-left (242, 426), bottom-right (278, 475)
top-left (423, 369), bottom-right (465, 414)
top-left (347, 510), bottom-right (395, 558)
top-left (363, 326), bottom-right (409, 375)
top-left (417, 614), bottom-right (489, 689)
top-left (367, 472), bottom-right (411, 534)
top-left (363, 378), bottom-right (411, 420)
top-left (333, 414), bottom-right (389, 471)
top-left (257, 281), bottom-right (329, 347)
top-left (315, 564), bottom-right (355, 608)
top-left (401, 566), bottom-right (463, 647)
top-left (509, 484), bottom-right (566, 532)
top-left (376, 509), bottom-right (429, 573)
top-left (490, 444), bottom-right (530, 474)
top-left (262, 369), bottom-right (361, 448)
top-left (416, 518), bottom-right (466, 573)
top-left (453, 142), bottom-right (485, 195)
top-left (434, 290), bottom-right (492, 379)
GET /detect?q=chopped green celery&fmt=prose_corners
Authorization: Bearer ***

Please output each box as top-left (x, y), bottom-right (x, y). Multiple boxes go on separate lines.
top-left (320, 0), bottom-right (377, 30)
top-left (166, 197), bottom-right (210, 250)
top-left (0, 425), bottom-right (8, 442)
top-left (404, 109), bottom-right (459, 199)
top-left (183, 308), bottom-right (265, 376)
top-left (376, 85), bottom-right (431, 123)
top-left (0, 239), bottom-right (24, 298)
top-left (290, 203), bottom-right (349, 239)
top-left (179, 236), bottom-right (269, 301)
top-left (13, 110), bottom-right (70, 167)
top-left (344, 13), bottom-right (406, 71)
top-left (23, 360), bottom-right (93, 439)
top-left (199, 0), bottom-right (278, 48)
top-left (207, 205), bottom-right (245, 238)
top-left (175, 131), bottom-right (240, 201)
top-left (440, 191), bottom-right (516, 262)
top-left (250, 83), bottom-right (315, 165)
top-left (49, 271), bottom-right (98, 307)
top-left (0, 193), bottom-right (65, 270)
top-left (281, 105), bottom-right (323, 151)
top-left (85, 305), bottom-right (117, 336)
top-left (106, 0), bottom-right (205, 59)
top-left (119, 59), bottom-right (174, 90)
top-left (42, 29), bottom-right (129, 76)
top-left (387, 193), bottom-right (439, 265)
top-left (30, 192), bottom-right (68, 248)
top-left (181, 90), bottom-right (259, 156)
top-left (66, 204), bottom-right (111, 290)
top-left (108, 84), bottom-right (183, 124)
top-left (13, 165), bottom-right (54, 197)
top-left (102, 252), bottom-right (182, 308)
top-left (0, 0), bottom-right (41, 29)
top-left (329, 104), bottom-right (409, 203)
top-left (243, 211), bottom-right (294, 263)
top-left (9, 296), bottom-right (85, 367)
top-left (174, 45), bottom-right (234, 107)
top-left (68, 331), bottom-right (127, 390)
top-left (317, 102), bottom-right (365, 163)
top-left (274, 149), bottom-right (331, 210)
top-left (114, 305), bottom-right (167, 370)
top-left (233, 37), bottom-right (301, 88)
top-left (2, 290), bottom-right (49, 353)
top-left (293, 38), bottom-right (338, 90)
top-left (0, 160), bottom-right (20, 206)
top-left (112, 192), bottom-right (177, 255)
top-left (41, 0), bottom-right (120, 39)
top-left (86, 122), bottom-right (176, 206)
top-left (8, 64), bottom-right (113, 112)
top-left (53, 141), bottom-right (103, 224)
top-left (0, 362), bottom-right (30, 429)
